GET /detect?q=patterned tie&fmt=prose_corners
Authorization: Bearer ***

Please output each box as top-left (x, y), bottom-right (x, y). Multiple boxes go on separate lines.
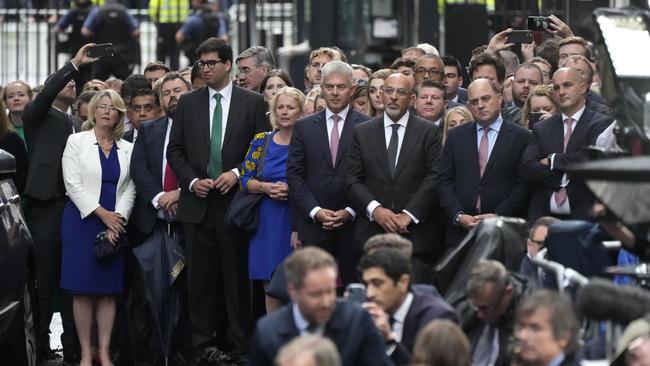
top-left (163, 162), bottom-right (178, 192)
top-left (476, 128), bottom-right (489, 213)
top-left (555, 118), bottom-right (574, 206)
top-left (330, 115), bottom-right (341, 167)
top-left (387, 123), bottom-right (400, 177)
top-left (207, 93), bottom-right (223, 179)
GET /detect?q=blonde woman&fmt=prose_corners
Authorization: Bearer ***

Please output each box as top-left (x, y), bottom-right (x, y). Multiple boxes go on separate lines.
top-left (521, 84), bottom-right (559, 129)
top-left (61, 89), bottom-right (135, 366)
top-left (442, 106), bottom-right (473, 143)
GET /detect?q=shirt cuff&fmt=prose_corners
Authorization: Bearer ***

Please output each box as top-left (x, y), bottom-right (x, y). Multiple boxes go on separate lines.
top-left (70, 60), bottom-right (79, 71)
top-left (189, 178), bottom-right (198, 192)
top-left (230, 168), bottom-right (239, 177)
top-left (345, 207), bottom-right (356, 220)
top-left (366, 200), bottom-right (381, 221)
top-left (151, 191), bottom-right (165, 209)
top-left (549, 153), bottom-right (556, 170)
top-left (386, 344), bottom-right (397, 356)
top-left (309, 206), bottom-right (321, 222)
top-left (402, 209), bottom-right (419, 224)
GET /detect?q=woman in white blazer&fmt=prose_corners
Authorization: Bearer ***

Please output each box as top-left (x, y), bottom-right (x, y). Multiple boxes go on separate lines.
top-left (61, 89), bottom-right (135, 366)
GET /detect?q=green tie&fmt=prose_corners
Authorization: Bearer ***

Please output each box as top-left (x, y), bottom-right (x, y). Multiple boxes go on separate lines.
top-left (208, 93), bottom-right (223, 178)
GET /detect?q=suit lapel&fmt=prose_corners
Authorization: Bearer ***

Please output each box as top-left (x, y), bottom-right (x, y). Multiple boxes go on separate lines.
top-left (314, 111), bottom-right (334, 170)
top-left (222, 86), bottom-right (242, 154)
top-left (334, 111), bottom-right (356, 169)
top-left (566, 108), bottom-right (592, 152)
top-left (482, 121), bottom-right (511, 178)
top-left (467, 123), bottom-right (481, 181)
top-left (549, 116), bottom-right (565, 153)
top-left (393, 116), bottom-right (418, 178)
top-left (199, 87), bottom-right (212, 149)
top-left (152, 118), bottom-right (168, 182)
top-left (371, 119), bottom-right (393, 181)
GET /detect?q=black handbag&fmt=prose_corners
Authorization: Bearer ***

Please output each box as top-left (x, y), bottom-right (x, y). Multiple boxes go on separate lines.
top-left (224, 132), bottom-right (272, 232)
top-left (93, 230), bottom-right (127, 262)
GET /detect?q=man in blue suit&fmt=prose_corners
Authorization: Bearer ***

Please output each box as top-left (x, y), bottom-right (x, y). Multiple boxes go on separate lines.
top-left (249, 247), bottom-right (392, 366)
top-left (437, 78), bottom-right (531, 246)
top-left (287, 60), bottom-right (371, 285)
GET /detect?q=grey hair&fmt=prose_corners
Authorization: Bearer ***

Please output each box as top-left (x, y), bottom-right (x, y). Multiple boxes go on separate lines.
top-left (321, 61), bottom-right (353, 84)
top-left (467, 260), bottom-right (509, 297)
top-left (275, 335), bottom-right (341, 366)
top-left (236, 46), bottom-right (275, 69)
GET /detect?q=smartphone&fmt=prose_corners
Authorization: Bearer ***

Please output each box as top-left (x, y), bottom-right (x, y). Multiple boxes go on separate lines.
top-left (527, 16), bottom-right (550, 32)
top-left (87, 43), bottom-right (114, 58)
top-left (528, 112), bottom-right (544, 127)
top-left (345, 283), bottom-right (366, 304)
top-left (507, 30), bottom-right (533, 44)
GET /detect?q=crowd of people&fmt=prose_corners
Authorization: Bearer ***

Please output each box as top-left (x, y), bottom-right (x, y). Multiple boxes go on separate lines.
top-left (2, 10), bottom-right (650, 366)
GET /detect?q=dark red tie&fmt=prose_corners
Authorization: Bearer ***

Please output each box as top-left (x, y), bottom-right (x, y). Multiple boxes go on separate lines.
top-left (163, 162), bottom-right (178, 192)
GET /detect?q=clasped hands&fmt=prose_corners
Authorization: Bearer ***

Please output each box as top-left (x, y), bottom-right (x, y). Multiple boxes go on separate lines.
top-left (192, 171), bottom-right (239, 197)
top-left (315, 209), bottom-right (353, 231)
top-left (97, 208), bottom-right (125, 245)
top-left (457, 213), bottom-right (497, 230)
top-left (372, 206), bottom-right (412, 234)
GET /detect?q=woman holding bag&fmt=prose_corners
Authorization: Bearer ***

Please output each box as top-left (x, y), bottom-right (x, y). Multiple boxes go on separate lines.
top-left (61, 89), bottom-right (135, 366)
top-left (239, 87), bottom-right (305, 312)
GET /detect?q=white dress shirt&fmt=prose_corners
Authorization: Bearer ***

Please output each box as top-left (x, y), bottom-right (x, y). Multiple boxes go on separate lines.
top-left (366, 111), bottom-right (419, 223)
top-left (292, 303), bottom-right (325, 336)
top-left (151, 118), bottom-right (180, 218)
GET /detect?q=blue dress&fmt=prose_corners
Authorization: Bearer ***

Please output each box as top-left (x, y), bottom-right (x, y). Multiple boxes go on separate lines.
top-left (241, 132), bottom-right (292, 280)
top-left (61, 144), bottom-right (124, 294)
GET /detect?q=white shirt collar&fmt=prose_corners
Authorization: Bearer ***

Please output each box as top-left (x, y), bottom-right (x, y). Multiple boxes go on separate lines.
top-left (208, 80), bottom-right (233, 102)
top-left (392, 292), bottom-right (414, 325)
top-left (561, 104), bottom-right (586, 123)
top-left (326, 105), bottom-right (350, 122)
top-left (292, 303), bottom-right (309, 332)
top-left (383, 111), bottom-right (410, 129)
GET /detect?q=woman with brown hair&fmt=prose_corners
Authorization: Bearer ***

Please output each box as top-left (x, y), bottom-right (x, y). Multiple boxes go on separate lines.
top-left (0, 97), bottom-right (28, 193)
top-left (368, 69), bottom-right (394, 117)
top-left (521, 84), bottom-right (560, 129)
top-left (413, 319), bottom-right (471, 366)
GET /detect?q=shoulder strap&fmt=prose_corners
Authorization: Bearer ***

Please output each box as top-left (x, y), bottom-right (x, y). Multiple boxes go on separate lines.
top-left (255, 132), bottom-right (272, 179)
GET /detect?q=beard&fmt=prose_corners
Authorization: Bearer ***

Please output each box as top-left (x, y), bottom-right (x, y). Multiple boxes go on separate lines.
top-left (165, 104), bottom-right (177, 118)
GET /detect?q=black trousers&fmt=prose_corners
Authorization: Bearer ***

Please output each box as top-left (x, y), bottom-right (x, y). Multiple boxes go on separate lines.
top-left (156, 23), bottom-right (181, 70)
top-left (23, 197), bottom-right (78, 358)
top-left (183, 193), bottom-right (250, 352)
top-left (303, 224), bottom-right (359, 286)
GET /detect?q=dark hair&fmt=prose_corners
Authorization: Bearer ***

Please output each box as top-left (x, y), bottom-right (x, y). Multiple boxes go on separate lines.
top-left (191, 62), bottom-right (202, 84)
top-left (259, 69), bottom-right (294, 93)
top-left (73, 90), bottom-right (98, 119)
top-left (413, 320), bottom-right (471, 366)
top-left (131, 88), bottom-right (160, 106)
top-left (359, 248), bottom-right (411, 285)
top-left (517, 290), bottom-right (580, 357)
top-left (390, 57), bottom-right (416, 71)
top-left (529, 216), bottom-right (560, 239)
top-left (120, 74), bottom-right (151, 102)
top-left (535, 38), bottom-right (561, 75)
top-left (352, 84), bottom-right (369, 100)
top-left (144, 61), bottom-right (170, 74)
top-left (416, 79), bottom-right (447, 99)
top-left (196, 37), bottom-right (233, 64)
top-left (441, 55), bottom-right (463, 77)
top-left (468, 52), bottom-right (506, 84)
top-left (161, 71), bottom-right (192, 92)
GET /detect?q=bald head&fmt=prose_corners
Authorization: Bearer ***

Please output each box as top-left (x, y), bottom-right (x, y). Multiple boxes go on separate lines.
top-left (552, 67), bottom-right (587, 116)
top-left (467, 79), bottom-right (502, 126)
top-left (382, 73), bottom-right (415, 122)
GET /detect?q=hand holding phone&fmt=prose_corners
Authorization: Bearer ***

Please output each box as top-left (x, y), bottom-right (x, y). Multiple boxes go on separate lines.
top-left (345, 283), bottom-right (366, 304)
top-left (506, 30), bottom-right (533, 44)
top-left (87, 43), bottom-right (114, 58)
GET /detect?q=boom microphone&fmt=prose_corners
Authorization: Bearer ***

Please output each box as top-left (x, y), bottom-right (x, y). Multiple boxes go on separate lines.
top-left (576, 278), bottom-right (650, 325)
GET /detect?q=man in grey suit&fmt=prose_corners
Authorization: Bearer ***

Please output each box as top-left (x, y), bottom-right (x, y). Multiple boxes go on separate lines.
top-left (346, 73), bottom-right (443, 280)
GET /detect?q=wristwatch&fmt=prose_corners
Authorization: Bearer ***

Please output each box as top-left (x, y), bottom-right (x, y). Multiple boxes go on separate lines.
top-left (454, 212), bottom-right (464, 226)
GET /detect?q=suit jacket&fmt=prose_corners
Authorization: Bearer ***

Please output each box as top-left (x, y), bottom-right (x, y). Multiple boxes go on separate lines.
top-left (61, 130), bottom-right (136, 219)
top-left (523, 107), bottom-right (612, 221)
top-left (345, 114), bottom-right (442, 253)
top-left (248, 301), bottom-right (393, 366)
top-left (123, 128), bottom-right (135, 143)
top-left (130, 116), bottom-right (169, 235)
top-left (437, 119), bottom-right (531, 245)
top-left (456, 87), bottom-right (468, 105)
top-left (391, 286), bottom-right (458, 365)
top-left (287, 109), bottom-right (371, 242)
top-left (166, 85), bottom-right (270, 224)
top-left (22, 61), bottom-right (82, 201)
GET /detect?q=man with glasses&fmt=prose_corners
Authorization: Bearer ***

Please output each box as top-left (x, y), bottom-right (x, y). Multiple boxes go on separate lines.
top-left (346, 73), bottom-right (444, 281)
top-left (413, 54), bottom-right (445, 86)
top-left (461, 260), bottom-right (530, 366)
top-left (519, 216), bottom-right (560, 284)
top-left (167, 37), bottom-right (270, 364)
top-left (123, 88), bottom-right (162, 143)
top-left (235, 46), bottom-right (274, 92)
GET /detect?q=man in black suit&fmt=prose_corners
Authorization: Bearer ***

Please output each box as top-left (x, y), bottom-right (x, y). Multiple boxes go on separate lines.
top-left (166, 37), bottom-right (270, 360)
top-left (249, 247), bottom-right (392, 366)
top-left (346, 73), bottom-right (443, 278)
top-left (123, 88), bottom-right (162, 143)
top-left (287, 60), bottom-right (371, 285)
top-left (442, 54), bottom-right (467, 105)
top-left (523, 67), bottom-right (612, 221)
top-left (22, 44), bottom-right (96, 364)
top-left (437, 78), bottom-right (531, 246)
top-left (359, 248), bottom-right (457, 365)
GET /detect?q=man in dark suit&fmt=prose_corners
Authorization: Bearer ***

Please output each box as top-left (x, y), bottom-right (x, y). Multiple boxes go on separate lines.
top-left (346, 73), bottom-right (443, 278)
top-left (166, 37), bottom-right (270, 360)
top-left (442, 54), bottom-right (467, 105)
top-left (22, 44), bottom-right (96, 364)
top-left (123, 88), bottom-right (162, 143)
top-left (523, 67), bottom-right (612, 221)
top-left (359, 248), bottom-right (457, 365)
top-left (249, 247), bottom-right (392, 366)
top-left (287, 60), bottom-right (371, 285)
top-left (437, 78), bottom-right (531, 246)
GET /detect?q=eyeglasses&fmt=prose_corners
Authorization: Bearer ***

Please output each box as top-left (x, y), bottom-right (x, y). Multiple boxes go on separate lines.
top-left (381, 87), bottom-right (412, 97)
top-left (528, 238), bottom-right (545, 247)
top-left (415, 68), bottom-right (443, 77)
top-left (197, 59), bottom-right (225, 69)
top-left (97, 104), bottom-right (118, 112)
